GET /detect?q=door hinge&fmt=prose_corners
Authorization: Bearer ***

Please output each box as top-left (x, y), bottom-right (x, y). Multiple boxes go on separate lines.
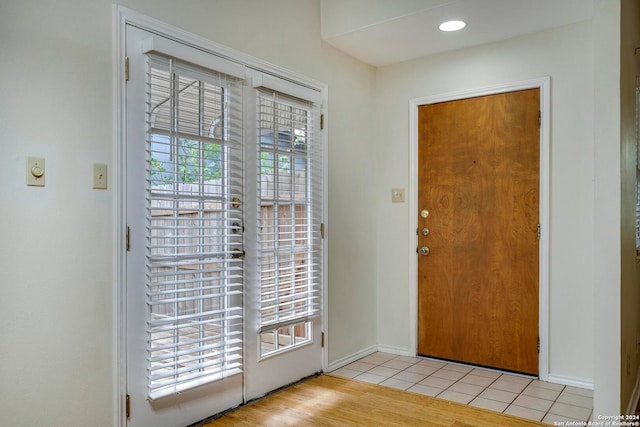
top-left (125, 57), bottom-right (130, 82)
top-left (537, 223), bottom-right (541, 241)
top-left (126, 226), bottom-right (130, 251)
top-left (537, 337), bottom-right (540, 354)
top-left (321, 332), bottom-right (325, 348)
top-left (126, 394), bottom-right (131, 419)
top-left (538, 110), bottom-right (541, 127)
top-left (320, 223), bottom-right (325, 239)
top-left (320, 114), bottom-right (324, 130)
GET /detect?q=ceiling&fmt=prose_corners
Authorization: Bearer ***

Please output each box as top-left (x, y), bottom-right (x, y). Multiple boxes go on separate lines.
top-left (320, 0), bottom-right (594, 67)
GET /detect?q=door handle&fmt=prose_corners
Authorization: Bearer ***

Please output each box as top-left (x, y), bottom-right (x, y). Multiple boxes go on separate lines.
top-left (419, 246), bottom-right (430, 256)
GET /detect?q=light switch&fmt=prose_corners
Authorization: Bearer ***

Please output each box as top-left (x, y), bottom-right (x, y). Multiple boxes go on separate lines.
top-left (93, 163), bottom-right (108, 189)
top-left (391, 188), bottom-right (405, 203)
top-left (27, 157), bottom-right (45, 187)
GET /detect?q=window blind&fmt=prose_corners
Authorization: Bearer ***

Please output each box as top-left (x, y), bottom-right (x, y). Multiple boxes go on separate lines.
top-left (145, 54), bottom-right (244, 400)
top-left (255, 88), bottom-right (323, 334)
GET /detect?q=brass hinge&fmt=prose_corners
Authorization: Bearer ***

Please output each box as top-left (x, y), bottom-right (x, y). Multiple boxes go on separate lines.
top-left (320, 223), bottom-right (325, 239)
top-left (538, 110), bottom-right (541, 127)
top-left (125, 57), bottom-right (130, 82)
top-left (537, 337), bottom-right (540, 354)
top-left (126, 394), bottom-right (131, 419)
top-left (321, 332), bottom-right (325, 348)
top-left (126, 226), bottom-right (130, 251)
top-left (537, 223), bottom-right (541, 241)
top-left (320, 114), bottom-right (324, 130)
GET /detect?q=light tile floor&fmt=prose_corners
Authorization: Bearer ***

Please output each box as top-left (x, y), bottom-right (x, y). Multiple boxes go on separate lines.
top-left (332, 352), bottom-right (593, 425)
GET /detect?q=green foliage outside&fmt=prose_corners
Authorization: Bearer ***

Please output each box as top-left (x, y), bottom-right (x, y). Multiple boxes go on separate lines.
top-left (151, 136), bottom-right (301, 185)
top-left (151, 139), bottom-right (222, 185)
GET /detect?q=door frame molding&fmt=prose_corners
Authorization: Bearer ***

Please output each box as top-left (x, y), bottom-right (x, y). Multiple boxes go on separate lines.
top-left (113, 6), bottom-right (329, 426)
top-left (408, 77), bottom-right (551, 380)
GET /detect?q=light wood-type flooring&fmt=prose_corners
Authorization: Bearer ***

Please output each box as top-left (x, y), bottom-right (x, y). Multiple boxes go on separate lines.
top-left (200, 374), bottom-right (547, 426)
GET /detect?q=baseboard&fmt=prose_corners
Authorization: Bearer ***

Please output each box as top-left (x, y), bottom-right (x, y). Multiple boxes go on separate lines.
top-left (546, 374), bottom-right (594, 390)
top-left (626, 368), bottom-right (640, 415)
top-left (326, 345), bottom-right (377, 372)
top-left (376, 345), bottom-right (413, 357)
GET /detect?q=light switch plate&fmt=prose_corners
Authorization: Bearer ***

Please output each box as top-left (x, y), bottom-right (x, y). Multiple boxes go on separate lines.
top-left (93, 163), bottom-right (108, 189)
top-left (27, 157), bottom-right (45, 187)
top-left (391, 188), bottom-right (405, 203)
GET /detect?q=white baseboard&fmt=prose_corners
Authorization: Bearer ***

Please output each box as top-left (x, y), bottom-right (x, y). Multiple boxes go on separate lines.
top-left (626, 369), bottom-right (640, 415)
top-left (376, 345), bottom-right (412, 357)
top-left (546, 374), bottom-right (594, 390)
top-left (326, 345), bottom-right (377, 372)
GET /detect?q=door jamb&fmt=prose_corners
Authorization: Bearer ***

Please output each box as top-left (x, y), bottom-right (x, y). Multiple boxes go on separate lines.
top-left (408, 77), bottom-right (551, 380)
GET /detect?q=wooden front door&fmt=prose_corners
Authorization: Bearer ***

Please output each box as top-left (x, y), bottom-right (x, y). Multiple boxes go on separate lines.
top-left (417, 89), bottom-right (540, 375)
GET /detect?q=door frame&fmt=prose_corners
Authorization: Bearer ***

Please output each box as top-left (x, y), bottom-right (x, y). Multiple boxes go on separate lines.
top-left (113, 6), bottom-right (329, 426)
top-left (408, 77), bottom-right (551, 380)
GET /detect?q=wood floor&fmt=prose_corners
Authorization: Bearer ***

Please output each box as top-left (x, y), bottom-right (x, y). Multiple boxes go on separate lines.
top-left (201, 374), bottom-right (547, 426)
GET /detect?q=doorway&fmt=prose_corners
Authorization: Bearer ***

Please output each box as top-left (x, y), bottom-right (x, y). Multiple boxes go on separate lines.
top-left (117, 13), bottom-right (326, 427)
top-left (410, 81), bottom-right (550, 377)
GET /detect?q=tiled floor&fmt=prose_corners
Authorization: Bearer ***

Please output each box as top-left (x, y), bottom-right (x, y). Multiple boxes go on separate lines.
top-left (332, 352), bottom-right (593, 425)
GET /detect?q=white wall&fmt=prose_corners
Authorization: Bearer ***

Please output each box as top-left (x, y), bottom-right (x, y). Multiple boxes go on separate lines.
top-left (592, 0), bottom-right (622, 416)
top-left (374, 21), bottom-right (596, 384)
top-left (0, 1), bottom-right (377, 425)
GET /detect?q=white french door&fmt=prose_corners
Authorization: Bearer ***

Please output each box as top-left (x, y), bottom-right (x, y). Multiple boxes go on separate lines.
top-left (125, 25), bottom-right (245, 427)
top-left (124, 22), bottom-right (324, 427)
top-left (243, 80), bottom-right (324, 401)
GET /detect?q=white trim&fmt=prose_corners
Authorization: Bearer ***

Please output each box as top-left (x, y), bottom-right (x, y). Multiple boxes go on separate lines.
top-left (626, 368), bottom-right (640, 415)
top-left (326, 345), bottom-right (377, 372)
top-left (547, 374), bottom-right (594, 391)
top-left (114, 6), bottom-right (329, 426)
top-left (407, 77), bottom-right (551, 380)
top-left (112, 5), bottom-right (127, 427)
top-left (376, 345), bottom-right (412, 357)
top-left (321, 95), bottom-right (329, 375)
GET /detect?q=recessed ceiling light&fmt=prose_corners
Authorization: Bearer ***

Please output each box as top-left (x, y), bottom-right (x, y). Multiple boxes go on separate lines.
top-left (439, 20), bottom-right (467, 32)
